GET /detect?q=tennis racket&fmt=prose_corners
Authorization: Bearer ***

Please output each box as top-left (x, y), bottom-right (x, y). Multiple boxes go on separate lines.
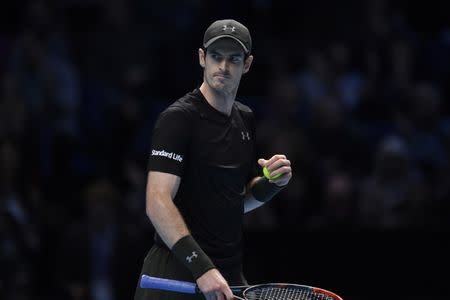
top-left (139, 274), bottom-right (343, 300)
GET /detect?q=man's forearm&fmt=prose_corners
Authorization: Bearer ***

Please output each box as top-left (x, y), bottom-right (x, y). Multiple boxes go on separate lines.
top-left (146, 192), bottom-right (190, 249)
top-left (146, 191), bottom-right (215, 279)
top-left (243, 175), bottom-right (286, 213)
top-left (243, 176), bottom-right (265, 213)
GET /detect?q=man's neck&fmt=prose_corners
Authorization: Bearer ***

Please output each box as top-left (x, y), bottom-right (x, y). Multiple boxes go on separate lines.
top-left (199, 82), bottom-right (236, 116)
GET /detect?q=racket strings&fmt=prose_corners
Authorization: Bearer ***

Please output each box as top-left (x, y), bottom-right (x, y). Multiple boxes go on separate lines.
top-left (244, 287), bottom-right (334, 300)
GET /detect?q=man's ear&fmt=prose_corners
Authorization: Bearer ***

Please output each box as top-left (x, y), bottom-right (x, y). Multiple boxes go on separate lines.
top-left (198, 48), bottom-right (206, 68)
top-left (243, 55), bottom-right (253, 74)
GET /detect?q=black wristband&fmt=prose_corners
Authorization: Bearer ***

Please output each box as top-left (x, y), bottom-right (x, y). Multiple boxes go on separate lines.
top-left (251, 177), bottom-right (286, 203)
top-left (171, 235), bottom-right (215, 280)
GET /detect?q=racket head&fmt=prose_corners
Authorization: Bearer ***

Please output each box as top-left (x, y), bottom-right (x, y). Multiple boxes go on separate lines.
top-left (242, 283), bottom-right (343, 300)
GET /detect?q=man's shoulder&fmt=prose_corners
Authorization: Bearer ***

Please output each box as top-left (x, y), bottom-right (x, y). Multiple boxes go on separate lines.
top-left (161, 90), bottom-right (200, 117)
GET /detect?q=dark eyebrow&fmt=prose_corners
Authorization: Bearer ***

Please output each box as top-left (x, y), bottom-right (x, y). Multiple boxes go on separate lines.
top-left (208, 49), bottom-right (244, 57)
top-left (208, 50), bottom-right (221, 56)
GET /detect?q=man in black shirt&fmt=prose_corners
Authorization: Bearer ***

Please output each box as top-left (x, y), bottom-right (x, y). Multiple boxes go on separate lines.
top-left (134, 19), bottom-right (292, 300)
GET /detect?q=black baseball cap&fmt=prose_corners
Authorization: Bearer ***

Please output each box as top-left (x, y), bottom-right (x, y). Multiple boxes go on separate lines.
top-left (203, 19), bottom-right (252, 54)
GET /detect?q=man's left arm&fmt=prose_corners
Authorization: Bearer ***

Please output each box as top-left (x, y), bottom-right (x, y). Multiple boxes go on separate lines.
top-left (243, 154), bottom-right (292, 213)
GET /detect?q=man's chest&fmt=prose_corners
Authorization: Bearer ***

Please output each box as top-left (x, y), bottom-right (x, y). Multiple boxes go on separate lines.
top-left (190, 114), bottom-right (253, 166)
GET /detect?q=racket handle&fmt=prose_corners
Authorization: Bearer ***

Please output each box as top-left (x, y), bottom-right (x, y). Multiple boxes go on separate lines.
top-left (140, 275), bottom-right (198, 294)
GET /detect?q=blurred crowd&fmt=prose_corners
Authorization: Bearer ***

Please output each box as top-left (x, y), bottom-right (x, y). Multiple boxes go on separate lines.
top-left (1, 0), bottom-right (449, 299)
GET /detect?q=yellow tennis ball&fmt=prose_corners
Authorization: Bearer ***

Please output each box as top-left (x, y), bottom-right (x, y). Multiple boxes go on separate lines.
top-left (263, 166), bottom-right (282, 180)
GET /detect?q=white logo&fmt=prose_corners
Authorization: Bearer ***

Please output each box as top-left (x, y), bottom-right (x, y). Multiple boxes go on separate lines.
top-left (222, 25), bottom-right (236, 32)
top-left (241, 131), bottom-right (250, 140)
top-left (151, 149), bottom-right (183, 162)
top-left (186, 251), bottom-right (198, 263)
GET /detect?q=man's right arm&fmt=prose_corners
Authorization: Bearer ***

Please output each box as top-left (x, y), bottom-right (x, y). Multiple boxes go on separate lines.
top-left (145, 170), bottom-right (234, 300)
top-left (145, 170), bottom-right (189, 248)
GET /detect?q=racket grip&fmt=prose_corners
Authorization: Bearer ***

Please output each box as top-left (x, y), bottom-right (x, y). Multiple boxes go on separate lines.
top-left (140, 275), bottom-right (198, 294)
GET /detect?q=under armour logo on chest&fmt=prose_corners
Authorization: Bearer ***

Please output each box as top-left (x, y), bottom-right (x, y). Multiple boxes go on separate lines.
top-left (186, 251), bottom-right (198, 263)
top-left (223, 25), bottom-right (236, 32)
top-left (241, 131), bottom-right (250, 140)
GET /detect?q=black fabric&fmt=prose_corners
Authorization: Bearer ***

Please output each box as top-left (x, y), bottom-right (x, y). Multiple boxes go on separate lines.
top-left (133, 244), bottom-right (248, 300)
top-left (203, 19), bottom-right (252, 54)
top-left (171, 235), bottom-right (215, 280)
top-left (133, 244), bottom-right (204, 300)
top-left (251, 177), bottom-right (286, 203)
top-left (147, 88), bottom-right (259, 271)
top-left (146, 105), bottom-right (192, 177)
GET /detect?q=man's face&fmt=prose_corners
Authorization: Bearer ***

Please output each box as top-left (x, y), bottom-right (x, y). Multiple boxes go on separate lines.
top-left (199, 38), bottom-right (252, 94)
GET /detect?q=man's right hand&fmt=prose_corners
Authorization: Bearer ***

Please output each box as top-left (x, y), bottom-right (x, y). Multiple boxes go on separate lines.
top-left (196, 268), bottom-right (234, 300)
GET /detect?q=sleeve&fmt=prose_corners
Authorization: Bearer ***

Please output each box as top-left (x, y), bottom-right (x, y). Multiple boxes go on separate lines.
top-left (147, 106), bottom-right (192, 176)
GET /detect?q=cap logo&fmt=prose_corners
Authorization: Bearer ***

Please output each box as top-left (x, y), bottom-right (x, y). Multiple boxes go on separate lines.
top-left (222, 25), bottom-right (236, 32)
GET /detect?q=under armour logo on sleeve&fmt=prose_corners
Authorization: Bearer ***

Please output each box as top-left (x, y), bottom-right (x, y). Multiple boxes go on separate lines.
top-left (186, 251), bottom-right (198, 263)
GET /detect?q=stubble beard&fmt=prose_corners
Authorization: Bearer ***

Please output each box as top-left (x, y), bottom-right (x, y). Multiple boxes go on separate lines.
top-left (206, 74), bottom-right (238, 97)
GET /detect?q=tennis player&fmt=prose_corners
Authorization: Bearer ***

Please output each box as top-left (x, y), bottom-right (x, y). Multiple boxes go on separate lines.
top-left (134, 19), bottom-right (292, 300)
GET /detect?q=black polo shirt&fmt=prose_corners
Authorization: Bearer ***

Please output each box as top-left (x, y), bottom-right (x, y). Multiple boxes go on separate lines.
top-left (147, 88), bottom-right (259, 270)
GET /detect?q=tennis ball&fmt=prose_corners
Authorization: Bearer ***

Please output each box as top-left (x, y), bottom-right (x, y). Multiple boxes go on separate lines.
top-left (263, 166), bottom-right (282, 180)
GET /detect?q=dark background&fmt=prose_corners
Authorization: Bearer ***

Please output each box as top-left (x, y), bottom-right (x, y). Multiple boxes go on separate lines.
top-left (1, 0), bottom-right (449, 299)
